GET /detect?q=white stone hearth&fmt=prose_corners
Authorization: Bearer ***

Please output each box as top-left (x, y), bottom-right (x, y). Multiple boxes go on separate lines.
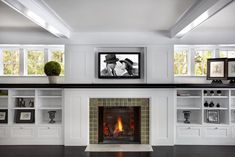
top-left (85, 144), bottom-right (153, 152)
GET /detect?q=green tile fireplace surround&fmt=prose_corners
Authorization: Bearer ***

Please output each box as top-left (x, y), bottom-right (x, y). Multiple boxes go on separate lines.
top-left (89, 98), bottom-right (149, 144)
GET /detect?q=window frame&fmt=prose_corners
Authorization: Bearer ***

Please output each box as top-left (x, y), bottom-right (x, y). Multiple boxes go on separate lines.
top-left (174, 45), bottom-right (234, 77)
top-left (25, 48), bottom-right (45, 76)
top-left (218, 47), bottom-right (235, 58)
top-left (174, 47), bottom-right (191, 76)
top-left (0, 45), bottom-right (64, 77)
top-left (192, 48), bottom-right (215, 76)
top-left (0, 47), bottom-right (21, 76)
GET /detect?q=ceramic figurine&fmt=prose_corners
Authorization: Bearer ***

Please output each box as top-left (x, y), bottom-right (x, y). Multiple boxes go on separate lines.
top-left (209, 101), bottom-right (214, 107)
top-left (29, 100), bottom-right (34, 107)
top-left (204, 101), bottom-right (209, 107)
top-left (183, 111), bottom-right (191, 124)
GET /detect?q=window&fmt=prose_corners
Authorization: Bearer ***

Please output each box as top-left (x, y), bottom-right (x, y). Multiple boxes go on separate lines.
top-left (27, 49), bottom-right (44, 75)
top-left (219, 50), bottom-right (235, 58)
top-left (194, 50), bottom-right (213, 76)
top-left (2, 49), bottom-right (20, 75)
top-left (0, 45), bottom-right (64, 76)
top-left (50, 49), bottom-right (64, 75)
top-left (174, 49), bottom-right (188, 75)
top-left (174, 45), bottom-right (235, 76)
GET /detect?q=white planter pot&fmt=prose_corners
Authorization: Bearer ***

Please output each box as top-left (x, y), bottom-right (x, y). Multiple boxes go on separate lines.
top-left (48, 76), bottom-right (59, 84)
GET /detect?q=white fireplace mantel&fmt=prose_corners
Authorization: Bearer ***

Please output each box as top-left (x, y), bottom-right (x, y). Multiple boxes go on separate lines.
top-left (64, 89), bottom-right (174, 146)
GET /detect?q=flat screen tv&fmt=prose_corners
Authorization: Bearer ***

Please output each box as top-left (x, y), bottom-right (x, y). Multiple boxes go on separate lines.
top-left (98, 52), bottom-right (141, 79)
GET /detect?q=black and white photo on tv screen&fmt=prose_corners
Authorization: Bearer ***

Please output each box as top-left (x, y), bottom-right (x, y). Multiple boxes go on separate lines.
top-left (98, 52), bottom-right (140, 78)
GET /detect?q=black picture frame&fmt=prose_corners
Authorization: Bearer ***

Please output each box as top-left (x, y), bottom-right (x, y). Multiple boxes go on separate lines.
top-left (227, 58), bottom-right (235, 80)
top-left (206, 110), bottom-right (220, 124)
top-left (98, 52), bottom-right (141, 79)
top-left (0, 109), bottom-right (8, 123)
top-left (207, 58), bottom-right (227, 80)
top-left (15, 110), bottom-right (35, 123)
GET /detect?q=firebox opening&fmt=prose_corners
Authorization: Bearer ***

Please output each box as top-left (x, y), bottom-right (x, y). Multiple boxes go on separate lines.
top-left (98, 106), bottom-right (141, 144)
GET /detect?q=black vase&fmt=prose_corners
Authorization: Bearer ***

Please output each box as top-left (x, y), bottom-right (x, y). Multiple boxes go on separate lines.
top-left (209, 101), bottom-right (214, 107)
top-left (217, 90), bottom-right (222, 96)
top-left (216, 103), bottom-right (220, 108)
top-left (204, 101), bottom-right (209, 107)
top-left (204, 90), bottom-right (208, 96)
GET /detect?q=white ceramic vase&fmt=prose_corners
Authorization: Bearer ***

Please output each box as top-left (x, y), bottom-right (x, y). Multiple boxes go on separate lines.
top-left (48, 76), bottom-right (59, 84)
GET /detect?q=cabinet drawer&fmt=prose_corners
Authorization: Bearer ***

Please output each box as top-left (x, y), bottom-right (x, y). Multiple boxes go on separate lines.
top-left (0, 126), bottom-right (9, 138)
top-left (11, 126), bottom-right (34, 138)
top-left (38, 126), bottom-right (61, 138)
top-left (204, 127), bottom-right (228, 138)
top-left (177, 127), bottom-right (201, 138)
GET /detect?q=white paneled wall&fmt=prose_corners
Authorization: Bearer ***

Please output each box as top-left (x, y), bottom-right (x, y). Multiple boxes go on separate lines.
top-left (64, 89), bottom-right (174, 146)
top-left (147, 45), bottom-right (174, 83)
top-left (64, 45), bottom-right (174, 83)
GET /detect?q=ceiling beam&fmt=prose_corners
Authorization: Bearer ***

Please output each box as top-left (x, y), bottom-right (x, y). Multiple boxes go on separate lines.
top-left (170, 0), bottom-right (234, 38)
top-left (1, 0), bottom-right (71, 38)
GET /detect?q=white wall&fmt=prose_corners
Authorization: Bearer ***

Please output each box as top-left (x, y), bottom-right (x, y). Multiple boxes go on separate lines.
top-left (1, 29), bottom-right (235, 83)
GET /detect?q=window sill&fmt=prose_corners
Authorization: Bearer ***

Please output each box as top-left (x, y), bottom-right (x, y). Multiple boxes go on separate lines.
top-left (174, 75), bottom-right (206, 78)
top-left (0, 76), bottom-right (64, 77)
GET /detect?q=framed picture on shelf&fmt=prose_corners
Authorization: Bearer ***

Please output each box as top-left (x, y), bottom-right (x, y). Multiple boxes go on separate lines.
top-left (98, 52), bottom-right (141, 79)
top-left (15, 110), bottom-right (35, 123)
top-left (227, 58), bottom-right (235, 79)
top-left (207, 58), bottom-right (227, 80)
top-left (206, 110), bottom-right (220, 124)
top-left (0, 109), bottom-right (8, 123)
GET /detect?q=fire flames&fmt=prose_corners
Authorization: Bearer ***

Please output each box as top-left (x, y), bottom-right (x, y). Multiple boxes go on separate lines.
top-left (114, 116), bottom-right (124, 134)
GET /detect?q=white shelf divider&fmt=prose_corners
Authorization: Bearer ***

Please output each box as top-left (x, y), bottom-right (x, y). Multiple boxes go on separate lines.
top-left (203, 107), bottom-right (229, 110)
top-left (177, 107), bottom-right (201, 110)
top-left (204, 96), bottom-right (229, 99)
top-left (177, 96), bottom-right (201, 99)
top-left (12, 107), bottom-right (35, 110)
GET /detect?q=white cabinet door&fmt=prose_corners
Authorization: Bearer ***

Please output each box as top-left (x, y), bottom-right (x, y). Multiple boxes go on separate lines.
top-left (38, 126), bottom-right (61, 138)
top-left (231, 127), bottom-right (235, 138)
top-left (177, 127), bottom-right (201, 138)
top-left (11, 126), bottom-right (35, 138)
top-left (64, 90), bottom-right (88, 146)
top-left (204, 127), bottom-right (229, 138)
top-left (0, 126), bottom-right (9, 138)
top-left (147, 45), bottom-right (174, 83)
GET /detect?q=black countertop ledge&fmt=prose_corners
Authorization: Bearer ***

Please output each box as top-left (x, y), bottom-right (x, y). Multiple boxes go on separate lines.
top-left (0, 83), bottom-right (235, 88)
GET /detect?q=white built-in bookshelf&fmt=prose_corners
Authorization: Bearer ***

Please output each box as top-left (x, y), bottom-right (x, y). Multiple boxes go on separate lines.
top-left (0, 88), bottom-right (63, 145)
top-left (176, 89), bottom-right (235, 145)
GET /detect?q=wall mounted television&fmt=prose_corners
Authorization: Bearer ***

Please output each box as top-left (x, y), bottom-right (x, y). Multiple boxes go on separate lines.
top-left (98, 52), bottom-right (141, 79)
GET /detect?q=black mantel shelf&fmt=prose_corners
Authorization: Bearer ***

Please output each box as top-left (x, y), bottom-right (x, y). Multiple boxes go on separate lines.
top-left (0, 83), bottom-right (235, 88)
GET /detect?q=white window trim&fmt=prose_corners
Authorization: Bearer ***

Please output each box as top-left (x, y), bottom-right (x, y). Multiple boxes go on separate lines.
top-left (0, 45), bottom-right (64, 77)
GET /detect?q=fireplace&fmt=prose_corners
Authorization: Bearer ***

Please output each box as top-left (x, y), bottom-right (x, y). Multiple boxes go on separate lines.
top-left (89, 98), bottom-right (149, 144)
top-left (98, 106), bottom-right (141, 144)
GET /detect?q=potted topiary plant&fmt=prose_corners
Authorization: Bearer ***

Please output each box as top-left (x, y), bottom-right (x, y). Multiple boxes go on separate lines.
top-left (44, 61), bottom-right (61, 84)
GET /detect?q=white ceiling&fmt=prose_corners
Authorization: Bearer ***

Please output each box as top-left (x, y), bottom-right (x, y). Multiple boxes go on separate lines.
top-left (44, 0), bottom-right (197, 32)
top-left (195, 1), bottom-right (235, 31)
top-left (0, 1), bottom-right (39, 28)
top-left (1, 0), bottom-right (235, 35)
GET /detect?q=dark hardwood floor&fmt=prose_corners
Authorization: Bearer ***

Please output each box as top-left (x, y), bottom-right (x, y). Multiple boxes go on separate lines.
top-left (0, 145), bottom-right (235, 157)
